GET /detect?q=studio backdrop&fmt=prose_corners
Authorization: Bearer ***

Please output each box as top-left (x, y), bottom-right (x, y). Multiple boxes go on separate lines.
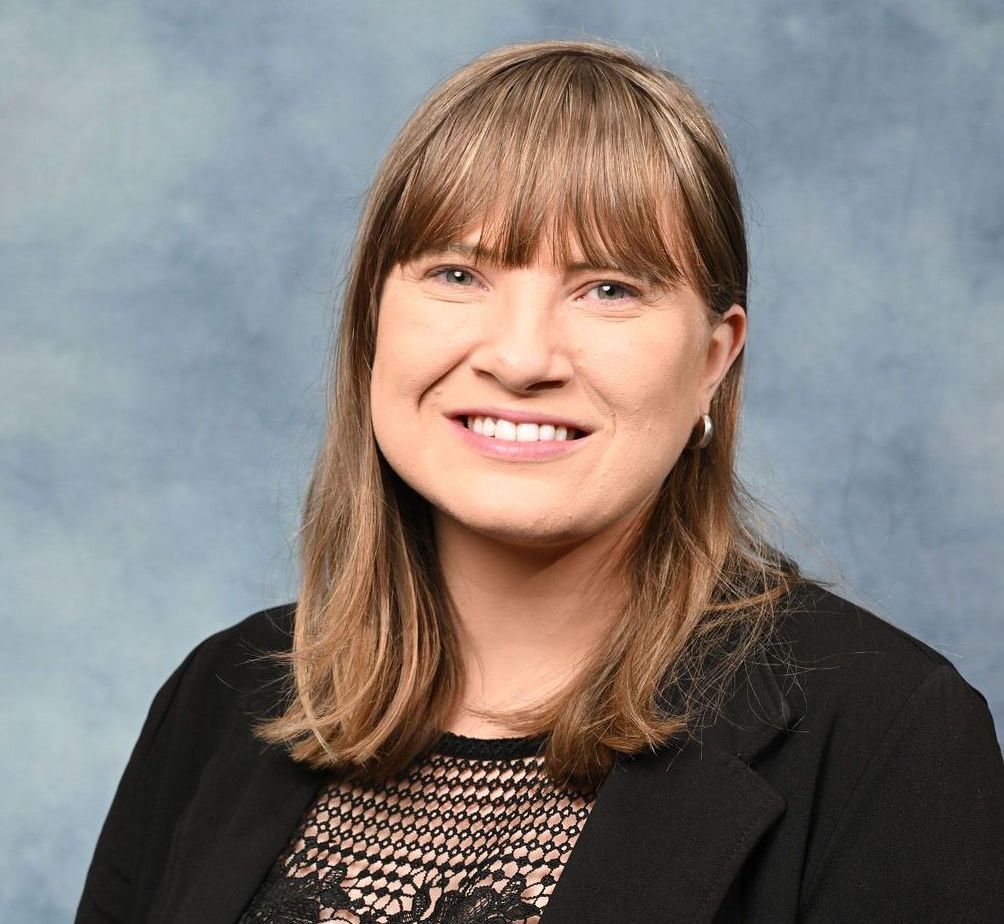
top-left (2, 1), bottom-right (1001, 919)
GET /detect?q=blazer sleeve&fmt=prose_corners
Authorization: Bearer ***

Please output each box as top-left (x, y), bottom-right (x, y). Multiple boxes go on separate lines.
top-left (800, 662), bottom-right (1004, 922)
top-left (74, 641), bottom-right (204, 923)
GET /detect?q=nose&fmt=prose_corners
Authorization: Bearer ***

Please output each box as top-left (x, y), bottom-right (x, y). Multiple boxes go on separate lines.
top-left (467, 283), bottom-right (574, 392)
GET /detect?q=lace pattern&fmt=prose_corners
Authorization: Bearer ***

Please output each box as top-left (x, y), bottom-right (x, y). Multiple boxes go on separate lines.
top-left (238, 732), bottom-right (598, 923)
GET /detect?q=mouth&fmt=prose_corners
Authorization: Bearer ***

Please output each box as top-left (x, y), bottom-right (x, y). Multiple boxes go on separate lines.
top-left (451, 414), bottom-right (589, 442)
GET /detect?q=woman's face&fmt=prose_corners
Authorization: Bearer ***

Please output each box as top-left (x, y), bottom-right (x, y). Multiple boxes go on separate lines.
top-left (370, 226), bottom-right (746, 549)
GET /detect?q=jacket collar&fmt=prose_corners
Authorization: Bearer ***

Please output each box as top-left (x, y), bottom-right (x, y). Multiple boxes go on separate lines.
top-left (167, 643), bottom-right (801, 923)
top-left (541, 648), bottom-right (802, 922)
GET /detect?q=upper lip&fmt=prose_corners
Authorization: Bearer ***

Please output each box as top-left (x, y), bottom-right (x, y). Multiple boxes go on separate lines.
top-left (448, 406), bottom-right (594, 434)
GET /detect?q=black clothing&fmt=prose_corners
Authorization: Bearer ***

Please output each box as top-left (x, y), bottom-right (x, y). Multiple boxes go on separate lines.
top-left (75, 580), bottom-right (1004, 922)
top-left (237, 732), bottom-right (595, 923)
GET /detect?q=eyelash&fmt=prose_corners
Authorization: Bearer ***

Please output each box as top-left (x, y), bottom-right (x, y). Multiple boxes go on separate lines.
top-left (424, 265), bottom-right (643, 303)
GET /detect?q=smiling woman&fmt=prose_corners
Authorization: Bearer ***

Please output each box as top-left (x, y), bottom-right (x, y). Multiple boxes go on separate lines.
top-left (76, 38), bottom-right (1003, 924)
top-left (281, 40), bottom-right (761, 783)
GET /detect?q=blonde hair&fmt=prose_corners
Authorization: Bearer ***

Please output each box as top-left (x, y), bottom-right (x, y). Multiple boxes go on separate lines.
top-left (253, 38), bottom-right (817, 789)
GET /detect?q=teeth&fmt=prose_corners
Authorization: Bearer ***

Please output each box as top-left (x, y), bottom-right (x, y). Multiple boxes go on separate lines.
top-left (467, 416), bottom-right (579, 441)
top-left (495, 418), bottom-right (518, 440)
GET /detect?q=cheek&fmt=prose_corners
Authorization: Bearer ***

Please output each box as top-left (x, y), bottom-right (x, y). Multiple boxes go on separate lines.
top-left (373, 294), bottom-right (465, 395)
top-left (370, 294), bottom-right (465, 457)
top-left (371, 299), bottom-right (415, 451)
top-left (596, 332), bottom-right (702, 429)
top-left (581, 328), bottom-right (707, 497)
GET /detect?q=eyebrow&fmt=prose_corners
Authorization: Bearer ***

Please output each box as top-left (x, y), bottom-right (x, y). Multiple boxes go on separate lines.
top-left (418, 241), bottom-right (655, 282)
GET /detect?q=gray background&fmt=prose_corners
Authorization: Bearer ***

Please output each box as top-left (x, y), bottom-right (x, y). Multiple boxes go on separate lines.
top-left (2, 0), bottom-right (1001, 918)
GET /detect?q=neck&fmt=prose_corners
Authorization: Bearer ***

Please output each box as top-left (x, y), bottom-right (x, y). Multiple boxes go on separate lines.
top-left (433, 509), bottom-right (638, 735)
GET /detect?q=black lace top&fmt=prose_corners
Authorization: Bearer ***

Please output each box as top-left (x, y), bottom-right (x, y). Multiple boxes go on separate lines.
top-left (237, 731), bottom-right (599, 924)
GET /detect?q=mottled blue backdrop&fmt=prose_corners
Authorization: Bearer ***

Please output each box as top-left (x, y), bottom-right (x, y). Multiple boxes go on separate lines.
top-left (2, 1), bottom-right (1001, 918)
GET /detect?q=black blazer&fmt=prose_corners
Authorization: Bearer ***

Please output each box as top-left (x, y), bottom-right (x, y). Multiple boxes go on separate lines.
top-left (75, 580), bottom-right (1004, 923)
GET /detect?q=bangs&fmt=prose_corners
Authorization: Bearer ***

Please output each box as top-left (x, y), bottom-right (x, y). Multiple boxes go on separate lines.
top-left (384, 55), bottom-right (700, 293)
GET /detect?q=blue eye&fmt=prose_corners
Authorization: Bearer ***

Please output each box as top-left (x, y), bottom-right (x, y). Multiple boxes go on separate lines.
top-left (425, 265), bottom-right (642, 304)
top-left (588, 281), bottom-right (638, 301)
top-left (428, 266), bottom-right (479, 287)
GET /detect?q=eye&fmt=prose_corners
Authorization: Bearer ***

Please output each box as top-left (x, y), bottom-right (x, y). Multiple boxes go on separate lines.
top-left (582, 281), bottom-right (641, 303)
top-left (425, 265), bottom-right (481, 288)
top-left (424, 265), bottom-right (644, 304)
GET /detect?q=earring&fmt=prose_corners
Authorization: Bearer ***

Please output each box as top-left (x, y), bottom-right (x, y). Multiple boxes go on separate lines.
top-left (687, 412), bottom-right (713, 450)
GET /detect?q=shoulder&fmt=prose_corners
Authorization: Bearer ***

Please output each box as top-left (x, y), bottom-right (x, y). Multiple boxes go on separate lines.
top-left (696, 577), bottom-right (997, 771)
top-left (762, 582), bottom-right (1004, 913)
top-left (142, 602), bottom-right (298, 751)
top-left (754, 578), bottom-right (1000, 789)
top-left (776, 577), bottom-right (960, 669)
top-left (167, 601), bottom-right (296, 689)
top-left (769, 578), bottom-right (990, 717)
top-left (181, 601), bottom-right (297, 681)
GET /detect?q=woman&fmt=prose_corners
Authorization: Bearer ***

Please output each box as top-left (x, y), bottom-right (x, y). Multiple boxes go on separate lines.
top-left (76, 39), bottom-right (1003, 923)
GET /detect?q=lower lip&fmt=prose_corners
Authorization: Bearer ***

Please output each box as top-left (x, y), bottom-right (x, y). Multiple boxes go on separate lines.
top-left (446, 416), bottom-right (592, 461)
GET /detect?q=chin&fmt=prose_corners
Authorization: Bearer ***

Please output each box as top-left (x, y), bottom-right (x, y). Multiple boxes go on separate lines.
top-left (431, 497), bottom-right (598, 546)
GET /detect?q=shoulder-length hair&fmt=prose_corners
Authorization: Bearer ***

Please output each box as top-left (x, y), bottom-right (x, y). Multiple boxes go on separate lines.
top-left (254, 38), bottom-right (811, 789)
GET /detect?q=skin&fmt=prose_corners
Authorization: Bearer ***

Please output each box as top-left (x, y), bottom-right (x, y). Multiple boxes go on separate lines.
top-left (370, 226), bottom-right (747, 736)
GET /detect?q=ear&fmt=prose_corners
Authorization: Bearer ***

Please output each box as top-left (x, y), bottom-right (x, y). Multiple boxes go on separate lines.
top-left (699, 304), bottom-right (746, 408)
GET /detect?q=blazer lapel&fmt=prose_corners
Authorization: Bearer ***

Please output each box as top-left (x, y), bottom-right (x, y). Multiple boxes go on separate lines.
top-left (160, 739), bottom-right (326, 923)
top-left (541, 653), bottom-right (800, 923)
